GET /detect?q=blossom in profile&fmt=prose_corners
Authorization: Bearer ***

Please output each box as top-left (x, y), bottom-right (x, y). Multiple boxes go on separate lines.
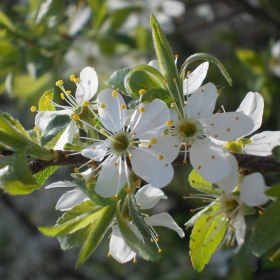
top-left (35, 67), bottom-right (98, 149)
top-left (109, 184), bottom-right (185, 263)
top-left (80, 89), bottom-right (178, 197)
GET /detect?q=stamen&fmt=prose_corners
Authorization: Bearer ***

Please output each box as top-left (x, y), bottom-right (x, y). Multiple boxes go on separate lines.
top-left (30, 106), bottom-right (37, 112)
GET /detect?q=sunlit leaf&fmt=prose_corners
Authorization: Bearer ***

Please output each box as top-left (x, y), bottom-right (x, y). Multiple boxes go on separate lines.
top-left (106, 67), bottom-right (131, 94)
top-left (34, 166), bottom-right (60, 185)
top-left (190, 204), bottom-right (228, 271)
top-left (189, 169), bottom-right (222, 196)
top-left (38, 89), bottom-right (55, 111)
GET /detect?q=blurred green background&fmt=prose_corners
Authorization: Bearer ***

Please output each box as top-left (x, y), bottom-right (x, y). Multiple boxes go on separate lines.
top-left (1, 0), bottom-right (280, 279)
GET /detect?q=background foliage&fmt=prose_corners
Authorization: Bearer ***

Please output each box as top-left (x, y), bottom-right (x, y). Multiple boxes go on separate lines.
top-left (1, 0), bottom-right (280, 279)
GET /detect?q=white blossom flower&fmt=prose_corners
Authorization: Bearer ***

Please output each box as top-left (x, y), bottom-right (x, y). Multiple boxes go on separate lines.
top-left (270, 40), bottom-right (280, 77)
top-left (79, 89), bottom-right (178, 198)
top-left (216, 91), bottom-right (280, 156)
top-left (186, 153), bottom-right (269, 251)
top-left (35, 67), bottom-right (98, 149)
top-left (168, 82), bottom-right (254, 182)
top-left (109, 184), bottom-right (185, 263)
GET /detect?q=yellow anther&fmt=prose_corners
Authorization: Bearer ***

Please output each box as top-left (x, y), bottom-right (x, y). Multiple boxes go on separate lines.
top-left (75, 134), bottom-right (79, 139)
top-left (107, 252), bottom-right (112, 257)
top-left (64, 154), bottom-right (69, 158)
top-left (166, 120), bottom-right (173, 126)
top-left (174, 78), bottom-right (177, 82)
top-left (183, 160), bottom-right (187, 164)
top-left (30, 106), bottom-right (37, 112)
top-left (100, 128), bottom-right (105, 134)
top-left (112, 90), bottom-right (117, 97)
top-left (70, 74), bottom-right (75, 81)
top-left (56, 80), bottom-right (63, 86)
top-left (114, 195), bottom-right (119, 201)
top-left (126, 187), bottom-right (132, 193)
top-left (171, 103), bottom-right (175, 108)
top-left (164, 79), bottom-right (167, 83)
top-left (100, 102), bottom-right (105, 109)
top-left (187, 71), bottom-right (191, 75)
top-left (74, 77), bottom-right (80, 83)
top-left (91, 159), bottom-right (95, 163)
top-left (83, 101), bottom-right (90, 106)
top-left (66, 90), bottom-right (71, 95)
top-left (156, 238), bottom-right (159, 242)
top-left (129, 155), bottom-right (132, 160)
top-left (148, 145), bottom-right (152, 149)
top-left (74, 167), bottom-right (79, 173)
top-left (217, 89), bottom-right (222, 94)
top-left (133, 259), bottom-right (137, 264)
top-left (158, 155), bottom-right (164, 160)
top-left (158, 249), bottom-right (162, 254)
top-left (60, 93), bottom-right (65, 100)
top-left (131, 141), bottom-right (135, 146)
top-left (114, 162), bottom-right (117, 166)
top-left (34, 126), bottom-right (39, 132)
top-left (44, 100), bottom-right (50, 106)
top-left (72, 114), bottom-right (80, 120)
top-left (133, 132), bottom-right (136, 136)
top-left (139, 89), bottom-right (146, 95)
top-left (175, 54), bottom-right (179, 58)
top-left (121, 104), bottom-right (126, 110)
top-left (150, 138), bottom-right (157, 144)
top-left (139, 107), bottom-right (145, 113)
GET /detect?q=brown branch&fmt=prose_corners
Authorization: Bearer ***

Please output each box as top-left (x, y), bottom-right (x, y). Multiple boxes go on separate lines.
top-left (28, 150), bottom-right (280, 174)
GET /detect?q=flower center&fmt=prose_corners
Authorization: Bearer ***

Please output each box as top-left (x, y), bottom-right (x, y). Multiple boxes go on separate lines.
top-left (174, 118), bottom-right (203, 142)
top-left (109, 131), bottom-right (131, 156)
top-left (220, 195), bottom-right (239, 218)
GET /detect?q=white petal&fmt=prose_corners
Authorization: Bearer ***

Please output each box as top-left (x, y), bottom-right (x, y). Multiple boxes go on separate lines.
top-left (56, 188), bottom-right (88, 211)
top-left (236, 91), bottom-right (263, 135)
top-left (185, 82), bottom-right (218, 119)
top-left (130, 99), bottom-right (169, 139)
top-left (81, 139), bottom-right (109, 161)
top-left (169, 108), bottom-right (179, 123)
top-left (97, 88), bottom-right (127, 132)
top-left (163, 0), bottom-right (185, 17)
top-left (130, 148), bottom-right (174, 188)
top-left (148, 60), bottom-right (159, 70)
top-left (239, 173), bottom-right (269, 206)
top-left (190, 139), bottom-right (231, 182)
top-left (144, 213), bottom-right (185, 238)
top-left (244, 131), bottom-right (280, 156)
top-left (35, 109), bottom-right (72, 131)
top-left (54, 120), bottom-right (76, 150)
top-left (149, 135), bottom-right (180, 162)
top-left (71, 168), bottom-right (93, 181)
top-left (109, 224), bottom-right (138, 263)
top-left (183, 62), bottom-right (209, 95)
top-left (135, 184), bottom-right (167, 210)
top-left (203, 112), bottom-right (254, 140)
top-left (95, 156), bottom-right (127, 198)
top-left (45, 181), bottom-right (77, 189)
top-left (215, 153), bottom-right (238, 194)
top-left (75, 67), bottom-right (98, 103)
top-left (233, 212), bottom-right (246, 252)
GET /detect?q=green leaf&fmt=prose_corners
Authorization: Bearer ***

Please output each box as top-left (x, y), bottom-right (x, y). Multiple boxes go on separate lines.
top-left (76, 203), bottom-right (116, 267)
top-left (251, 201), bottom-right (280, 257)
top-left (39, 201), bottom-right (103, 237)
top-left (124, 65), bottom-right (166, 98)
top-left (141, 88), bottom-right (173, 106)
top-left (128, 193), bottom-right (151, 242)
top-left (0, 151), bottom-right (40, 195)
top-left (106, 67), bottom-right (131, 94)
top-left (265, 182), bottom-right (280, 200)
top-left (116, 201), bottom-right (160, 262)
top-left (179, 53), bottom-right (232, 86)
top-left (58, 224), bottom-right (93, 250)
top-left (236, 49), bottom-right (264, 75)
top-left (150, 15), bottom-right (182, 114)
top-left (185, 204), bottom-right (213, 228)
top-left (75, 179), bottom-right (116, 206)
top-left (0, 112), bottom-right (50, 157)
top-left (190, 204), bottom-right (228, 271)
top-left (40, 114), bottom-right (71, 146)
top-left (0, 10), bottom-right (16, 32)
top-left (189, 169), bottom-right (222, 196)
top-left (38, 89), bottom-right (55, 111)
top-left (34, 166), bottom-right (60, 185)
